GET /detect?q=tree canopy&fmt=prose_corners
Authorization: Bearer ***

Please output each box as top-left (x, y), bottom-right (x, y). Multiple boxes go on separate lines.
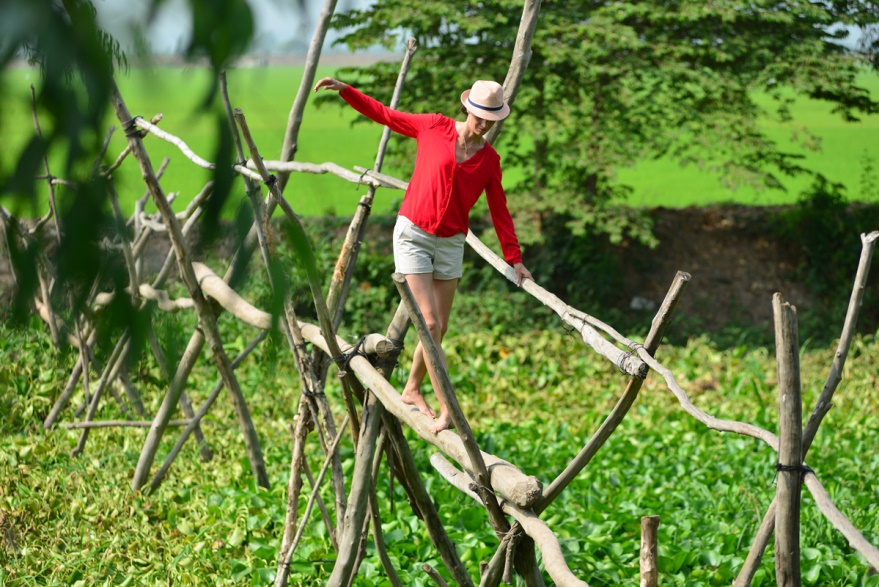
top-left (332, 0), bottom-right (879, 243)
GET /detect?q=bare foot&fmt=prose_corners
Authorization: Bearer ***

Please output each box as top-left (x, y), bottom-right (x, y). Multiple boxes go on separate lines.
top-left (430, 413), bottom-right (453, 434)
top-left (401, 388), bottom-right (436, 418)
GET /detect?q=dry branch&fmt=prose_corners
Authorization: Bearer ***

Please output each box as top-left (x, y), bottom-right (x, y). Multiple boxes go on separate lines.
top-left (327, 394), bottom-right (384, 587)
top-left (111, 82), bottom-right (269, 491)
top-left (277, 414), bottom-right (351, 586)
top-left (423, 564), bottom-right (452, 587)
top-left (149, 331), bottom-right (267, 492)
top-left (314, 37), bottom-right (419, 383)
top-left (482, 271), bottom-right (690, 586)
top-left (64, 420), bottom-right (191, 429)
top-left (252, 160), bottom-right (393, 188)
top-left (430, 454), bottom-right (588, 587)
top-left (393, 273), bottom-right (511, 537)
top-left (486, 0), bottom-right (542, 144)
top-left (131, 117), bottom-right (262, 183)
top-left (277, 0), bottom-right (339, 192)
top-left (803, 473), bottom-right (879, 569)
top-left (105, 113), bottom-right (163, 174)
top-left (378, 305), bottom-right (475, 587)
top-left (465, 231), bottom-right (647, 378)
top-left (352, 166), bottom-right (409, 189)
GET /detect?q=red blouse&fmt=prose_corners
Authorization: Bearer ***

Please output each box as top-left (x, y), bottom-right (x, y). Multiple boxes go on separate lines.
top-left (340, 85), bottom-right (523, 265)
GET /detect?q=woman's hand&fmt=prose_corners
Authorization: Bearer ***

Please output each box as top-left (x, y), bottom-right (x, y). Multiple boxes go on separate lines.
top-left (314, 77), bottom-right (346, 93)
top-left (513, 262), bottom-right (532, 287)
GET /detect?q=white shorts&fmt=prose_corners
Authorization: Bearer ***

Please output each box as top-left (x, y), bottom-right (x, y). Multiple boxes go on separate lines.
top-left (393, 216), bottom-right (465, 280)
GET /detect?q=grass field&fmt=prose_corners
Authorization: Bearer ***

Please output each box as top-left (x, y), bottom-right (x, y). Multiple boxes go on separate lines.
top-left (3, 315), bottom-right (879, 586)
top-left (2, 65), bottom-right (878, 218)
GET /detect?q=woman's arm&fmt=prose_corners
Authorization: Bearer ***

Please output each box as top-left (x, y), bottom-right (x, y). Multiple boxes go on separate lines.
top-left (314, 77), bottom-right (436, 139)
top-left (484, 163), bottom-right (532, 286)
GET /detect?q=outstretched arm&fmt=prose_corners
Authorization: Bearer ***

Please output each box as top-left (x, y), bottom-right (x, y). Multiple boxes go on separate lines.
top-left (313, 77), bottom-right (436, 139)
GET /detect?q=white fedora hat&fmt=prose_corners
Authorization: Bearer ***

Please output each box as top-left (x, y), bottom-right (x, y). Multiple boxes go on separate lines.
top-left (460, 80), bottom-right (510, 121)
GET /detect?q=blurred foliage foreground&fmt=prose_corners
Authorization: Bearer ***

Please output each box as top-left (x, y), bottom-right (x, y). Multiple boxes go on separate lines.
top-left (2, 277), bottom-right (879, 586)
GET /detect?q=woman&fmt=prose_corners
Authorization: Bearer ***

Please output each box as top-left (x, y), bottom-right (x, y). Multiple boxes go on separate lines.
top-left (314, 76), bottom-right (532, 433)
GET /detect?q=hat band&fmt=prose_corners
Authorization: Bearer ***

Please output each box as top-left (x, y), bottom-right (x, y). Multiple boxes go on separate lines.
top-left (467, 97), bottom-right (504, 112)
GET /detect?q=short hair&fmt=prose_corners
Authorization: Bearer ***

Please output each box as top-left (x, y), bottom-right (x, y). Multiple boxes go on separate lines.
top-left (460, 105), bottom-right (469, 116)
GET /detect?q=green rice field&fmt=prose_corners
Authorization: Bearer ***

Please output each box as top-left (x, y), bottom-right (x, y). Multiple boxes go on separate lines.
top-left (1, 64), bottom-right (878, 218)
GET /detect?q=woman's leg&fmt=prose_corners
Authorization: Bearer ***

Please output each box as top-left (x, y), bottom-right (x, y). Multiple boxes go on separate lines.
top-left (400, 275), bottom-right (458, 432)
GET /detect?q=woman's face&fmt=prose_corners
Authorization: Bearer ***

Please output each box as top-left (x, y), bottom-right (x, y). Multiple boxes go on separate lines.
top-left (466, 111), bottom-right (496, 136)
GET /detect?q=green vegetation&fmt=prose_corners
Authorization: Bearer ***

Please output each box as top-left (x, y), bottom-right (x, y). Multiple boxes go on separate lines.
top-left (2, 2), bottom-right (878, 586)
top-left (2, 309), bottom-right (879, 586)
top-left (619, 75), bottom-right (879, 207)
top-left (2, 65), bottom-right (877, 222)
top-left (0, 65), bottom-right (407, 219)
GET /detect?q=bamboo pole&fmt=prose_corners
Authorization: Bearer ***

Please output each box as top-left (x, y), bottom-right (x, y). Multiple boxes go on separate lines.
top-left (110, 82), bottom-right (269, 490)
top-left (393, 273), bottom-right (511, 537)
top-left (327, 394), bottom-right (384, 587)
top-left (773, 294), bottom-right (802, 587)
top-left (485, 0), bottom-right (542, 145)
top-left (640, 516), bottom-right (660, 587)
top-left (276, 415), bottom-right (351, 587)
top-left (276, 0), bottom-right (339, 192)
top-left (734, 231), bottom-right (879, 586)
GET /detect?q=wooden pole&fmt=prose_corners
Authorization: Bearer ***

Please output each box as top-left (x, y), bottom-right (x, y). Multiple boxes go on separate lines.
top-left (640, 516), bottom-right (660, 587)
top-left (234, 108), bottom-right (365, 439)
top-left (734, 231), bottom-right (879, 587)
top-left (276, 0), bottom-right (339, 192)
top-left (276, 415), bottom-right (351, 587)
top-left (485, 0), bottom-right (542, 145)
top-left (326, 393), bottom-right (384, 587)
top-left (773, 293), bottom-right (802, 587)
top-left (379, 304), bottom-right (475, 587)
top-left (392, 272), bottom-right (511, 538)
top-left (424, 564), bottom-right (452, 587)
top-left (431, 454), bottom-right (587, 587)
